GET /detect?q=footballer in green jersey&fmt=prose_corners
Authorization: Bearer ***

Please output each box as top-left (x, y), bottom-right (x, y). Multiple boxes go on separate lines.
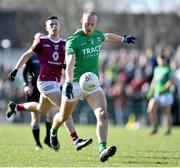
top-left (66, 28), bottom-right (105, 82)
top-left (154, 66), bottom-right (171, 95)
top-left (147, 55), bottom-right (174, 135)
top-left (51, 10), bottom-right (136, 162)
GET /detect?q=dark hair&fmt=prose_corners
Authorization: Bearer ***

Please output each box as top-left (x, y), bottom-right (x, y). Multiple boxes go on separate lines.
top-left (158, 54), bottom-right (166, 60)
top-left (47, 16), bottom-right (58, 20)
top-left (157, 54), bottom-right (169, 64)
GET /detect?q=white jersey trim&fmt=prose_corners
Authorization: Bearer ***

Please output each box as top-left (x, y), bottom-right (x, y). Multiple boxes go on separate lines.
top-left (41, 35), bottom-right (66, 43)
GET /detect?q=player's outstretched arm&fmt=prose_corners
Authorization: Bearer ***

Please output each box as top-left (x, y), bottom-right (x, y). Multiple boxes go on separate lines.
top-left (15, 48), bottom-right (34, 70)
top-left (8, 48), bottom-right (34, 82)
top-left (104, 33), bottom-right (136, 44)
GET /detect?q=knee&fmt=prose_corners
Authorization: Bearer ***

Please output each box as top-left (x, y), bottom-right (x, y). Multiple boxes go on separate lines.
top-left (147, 100), bottom-right (157, 114)
top-left (147, 107), bottom-right (152, 114)
top-left (96, 108), bottom-right (108, 120)
top-left (60, 114), bottom-right (69, 122)
top-left (31, 113), bottom-right (39, 124)
top-left (55, 112), bottom-right (69, 123)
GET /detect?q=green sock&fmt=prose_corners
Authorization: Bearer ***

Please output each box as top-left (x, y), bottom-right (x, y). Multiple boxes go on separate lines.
top-left (99, 141), bottom-right (106, 153)
top-left (50, 128), bottom-right (57, 136)
top-left (165, 127), bottom-right (171, 134)
top-left (153, 123), bottom-right (158, 131)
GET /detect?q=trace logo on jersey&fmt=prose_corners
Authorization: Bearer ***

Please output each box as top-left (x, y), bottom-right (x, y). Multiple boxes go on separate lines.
top-left (82, 45), bottom-right (101, 55)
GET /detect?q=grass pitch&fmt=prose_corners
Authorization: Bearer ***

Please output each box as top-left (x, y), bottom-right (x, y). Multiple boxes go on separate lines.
top-left (0, 123), bottom-right (180, 167)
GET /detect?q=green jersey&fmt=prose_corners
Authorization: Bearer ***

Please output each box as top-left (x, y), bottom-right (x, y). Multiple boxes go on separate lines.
top-left (66, 28), bottom-right (105, 82)
top-left (153, 66), bottom-right (171, 94)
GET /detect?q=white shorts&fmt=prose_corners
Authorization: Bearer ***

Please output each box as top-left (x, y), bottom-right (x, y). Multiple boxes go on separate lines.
top-left (62, 82), bottom-right (103, 102)
top-left (37, 81), bottom-right (62, 95)
top-left (153, 92), bottom-right (174, 106)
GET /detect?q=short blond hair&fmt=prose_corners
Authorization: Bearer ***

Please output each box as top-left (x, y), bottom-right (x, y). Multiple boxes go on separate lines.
top-left (83, 10), bottom-right (97, 17)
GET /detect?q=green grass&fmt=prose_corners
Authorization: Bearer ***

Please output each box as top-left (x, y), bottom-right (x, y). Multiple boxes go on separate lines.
top-left (0, 123), bottom-right (180, 167)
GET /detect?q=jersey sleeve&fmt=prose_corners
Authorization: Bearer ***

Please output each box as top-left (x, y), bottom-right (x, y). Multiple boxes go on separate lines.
top-left (94, 30), bottom-right (105, 42)
top-left (65, 36), bottom-right (77, 56)
top-left (98, 31), bottom-right (105, 42)
top-left (31, 37), bottom-right (41, 54)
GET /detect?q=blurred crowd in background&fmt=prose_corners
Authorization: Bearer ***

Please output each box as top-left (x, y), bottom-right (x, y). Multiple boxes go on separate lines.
top-left (1, 0), bottom-right (180, 127)
top-left (0, 43), bottom-right (180, 126)
top-left (73, 43), bottom-right (180, 127)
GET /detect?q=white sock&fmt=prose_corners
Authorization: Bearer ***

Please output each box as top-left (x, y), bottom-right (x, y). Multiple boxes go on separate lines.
top-left (73, 138), bottom-right (79, 145)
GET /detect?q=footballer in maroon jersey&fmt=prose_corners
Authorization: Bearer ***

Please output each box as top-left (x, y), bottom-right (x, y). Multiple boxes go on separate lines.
top-left (32, 36), bottom-right (66, 82)
top-left (7, 16), bottom-right (92, 151)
